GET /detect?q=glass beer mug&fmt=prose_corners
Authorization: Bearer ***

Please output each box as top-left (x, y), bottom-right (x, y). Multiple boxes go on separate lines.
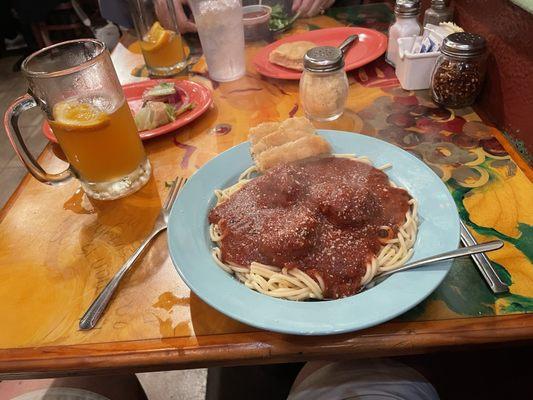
top-left (129, 0), bottom-right (188, 77)
top-left (4, 39), bottom-right (151, 200)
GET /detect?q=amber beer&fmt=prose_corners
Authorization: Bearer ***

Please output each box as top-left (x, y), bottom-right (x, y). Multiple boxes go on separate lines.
top-left (4, 39), bottom-right (151, 200)
top-left (49, 98), bottom-right (145, 183)
top-left (140, 22), bottom-right (186, 73)
top-left (130, 0), bottom-right (188, 77)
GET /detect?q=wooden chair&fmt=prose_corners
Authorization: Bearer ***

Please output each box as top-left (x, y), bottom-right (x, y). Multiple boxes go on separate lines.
top-left (31, 1), bottom-right (91, 48)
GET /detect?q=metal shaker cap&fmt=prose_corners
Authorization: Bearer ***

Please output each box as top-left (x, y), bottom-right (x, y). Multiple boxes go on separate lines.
top-left (303, 46), bottom-right (344, 73)
top-left (441, 32), bottom-right (486, 58)
top-left (394, 0), bottom-right (420, 17)
top-left (430, 0), bottom-right (448, 9)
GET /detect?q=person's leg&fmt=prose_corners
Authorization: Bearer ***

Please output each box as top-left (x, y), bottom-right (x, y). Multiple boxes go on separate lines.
top-left (0, 374), bottom-right (148, 400)
top-left (206, 364), bottom-right (303, 400)
top-left (50, 374), bottom-right (148, 399)
top-left (288, 358), bottom-right (440, 400)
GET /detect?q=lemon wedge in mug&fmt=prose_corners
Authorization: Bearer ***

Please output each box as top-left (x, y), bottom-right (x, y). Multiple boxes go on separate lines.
top-left (141, 21), bottom-right (171, 52)
top-left (50, 101), bottom-right (111, 132)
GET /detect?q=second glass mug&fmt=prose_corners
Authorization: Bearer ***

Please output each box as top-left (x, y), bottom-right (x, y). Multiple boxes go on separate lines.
top-left (129, 0), bottom-right (188, 77)
top-left (4, 39), bottom-right (151, 200)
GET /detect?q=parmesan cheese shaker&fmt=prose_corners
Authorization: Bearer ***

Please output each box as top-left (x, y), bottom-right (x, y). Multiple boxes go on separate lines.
top-left (386, 0), bottom-right (421, 67)
top-left (299, 46), bottom-right (349, 121)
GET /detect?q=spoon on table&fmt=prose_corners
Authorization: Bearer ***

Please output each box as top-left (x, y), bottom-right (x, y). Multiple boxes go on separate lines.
top-left (364, 240), bottom-right (504, 290)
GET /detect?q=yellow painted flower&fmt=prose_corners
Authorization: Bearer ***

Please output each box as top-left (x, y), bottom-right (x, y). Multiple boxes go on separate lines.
top-left (464, 166), bottom-right (533, 238)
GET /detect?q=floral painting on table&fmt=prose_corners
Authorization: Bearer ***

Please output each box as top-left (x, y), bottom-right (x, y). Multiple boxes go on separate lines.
top-left (349, 68), bottom-right (533, 320)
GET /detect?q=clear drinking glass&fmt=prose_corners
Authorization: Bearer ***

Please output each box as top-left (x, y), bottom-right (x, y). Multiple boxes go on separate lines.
top-left (189, 0), bottom-right (246, 82)
top-left (4, 39), bottom-right (151, 200)
top-left (129, 0), bottom-right (187, 77)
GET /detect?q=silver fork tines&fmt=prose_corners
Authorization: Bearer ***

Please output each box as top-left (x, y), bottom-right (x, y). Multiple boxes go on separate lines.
top-left (164, 177), bottom-right (186, 212)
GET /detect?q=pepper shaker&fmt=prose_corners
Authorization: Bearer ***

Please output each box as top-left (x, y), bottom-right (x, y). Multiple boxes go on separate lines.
top-left (430, 32), bottom-right (487, 108)
top-left (423, 0), bottom-right (453, 26)
top-left (299, 46), bottom-right (349, 121)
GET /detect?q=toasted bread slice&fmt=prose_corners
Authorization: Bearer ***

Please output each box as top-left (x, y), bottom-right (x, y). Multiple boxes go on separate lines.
top-left (249, 121), bottom-right (280, 146)
top-left (251, 128), bottom-right (312, 158)
top-left (279, 116), bottom-right (315, 133)
top-left (268, 41), bottom-right (316, 71)
top-left (256, 135), bottom-right (331, 172)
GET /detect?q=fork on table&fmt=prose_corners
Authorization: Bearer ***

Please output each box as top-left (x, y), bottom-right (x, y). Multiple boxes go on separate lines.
top-left (79, 177), bottom-right (187, 330)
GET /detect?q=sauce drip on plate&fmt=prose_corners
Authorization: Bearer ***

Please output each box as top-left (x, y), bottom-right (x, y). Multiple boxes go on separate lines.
top-left (208, 157), bottom-right (411, 298)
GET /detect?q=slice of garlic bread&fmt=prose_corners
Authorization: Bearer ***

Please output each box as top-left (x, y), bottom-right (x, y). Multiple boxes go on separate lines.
top-left (256, 135), bottom-right (332, 172)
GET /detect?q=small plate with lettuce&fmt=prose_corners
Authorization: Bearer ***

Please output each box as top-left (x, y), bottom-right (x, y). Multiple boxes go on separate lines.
top-left (134, 82), bottom-right (196, 131)
top-left (42, 79), bottom-right (212, 143)
top-left (124, 79), bottom-right (212, 140)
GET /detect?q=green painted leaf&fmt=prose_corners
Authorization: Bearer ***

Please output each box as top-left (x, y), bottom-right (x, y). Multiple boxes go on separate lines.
top-left (517, 223), bottom-right (533, 261)
top-left (435, 257), bottom-right (496, 316)
top-left (400, 257), bottom-right (497, 321)
top-left (492, 261), bottom-right (512, 286)
top-left (498, 293), bottom-right (533, 314)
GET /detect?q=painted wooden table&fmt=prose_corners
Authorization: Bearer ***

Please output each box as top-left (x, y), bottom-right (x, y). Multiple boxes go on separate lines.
top-left (1, 7), bottom-right (532, 379)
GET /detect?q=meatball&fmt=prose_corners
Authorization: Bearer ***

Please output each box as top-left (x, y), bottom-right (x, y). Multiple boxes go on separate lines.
top-left (255, 165), bottom-right (303, 208)
top-left (311, 182), bottom-right (382, 228)
top-left (258, 207), bottom-right (318, 263)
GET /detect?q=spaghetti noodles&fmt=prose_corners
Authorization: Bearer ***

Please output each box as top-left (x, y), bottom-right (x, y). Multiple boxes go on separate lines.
top-left (209, 155), bottom-right (418, 301)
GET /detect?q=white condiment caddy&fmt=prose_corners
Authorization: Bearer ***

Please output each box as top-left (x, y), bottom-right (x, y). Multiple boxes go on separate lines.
top-left (395, 36), bottom-right (440, 91)
top-left (394, 22), bottom-right (464, 91)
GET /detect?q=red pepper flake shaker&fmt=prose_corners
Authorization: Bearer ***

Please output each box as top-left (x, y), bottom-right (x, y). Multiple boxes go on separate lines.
top-left (430, 32), bottom-right (487, 108)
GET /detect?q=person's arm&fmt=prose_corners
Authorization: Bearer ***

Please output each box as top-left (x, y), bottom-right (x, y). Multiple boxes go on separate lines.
top-left (172, 0), bottom-right (196, 33)
top-left (292, 0), bottom-right (335, 18)
top-left (98, 0), bottom-right (134, 28)
top-left (154, 0), bottom-right (196, 33)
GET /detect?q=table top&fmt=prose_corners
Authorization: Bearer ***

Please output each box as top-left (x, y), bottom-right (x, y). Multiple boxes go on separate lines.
top-left (1, 6), bottom-right (533, 379)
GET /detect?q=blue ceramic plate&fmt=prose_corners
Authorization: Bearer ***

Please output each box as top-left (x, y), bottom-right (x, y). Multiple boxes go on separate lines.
top-left (167, 131), bottom-right (460, 335)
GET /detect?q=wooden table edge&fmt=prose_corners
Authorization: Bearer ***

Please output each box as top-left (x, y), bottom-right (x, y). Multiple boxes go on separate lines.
top-left (1, 313), bottom-right (532, 379)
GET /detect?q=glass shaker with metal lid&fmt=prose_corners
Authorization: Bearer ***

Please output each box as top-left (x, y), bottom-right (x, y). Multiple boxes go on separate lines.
top-left (299, 46), bottom-right (349, 121)
top-left (423, 0), bottom-right (453, 26)
top-left (386, 0), bottom-right (421, 67)
top-left (430, 32), bottom-right (487, 108)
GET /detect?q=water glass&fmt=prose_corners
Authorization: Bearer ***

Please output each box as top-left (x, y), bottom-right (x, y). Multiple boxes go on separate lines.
top-left (4, 39), bottom-right (151, 200)
top-left (189, 0), bottom-right (246, 82)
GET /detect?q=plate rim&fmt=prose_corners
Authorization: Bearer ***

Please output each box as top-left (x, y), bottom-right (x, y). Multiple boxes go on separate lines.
top-left (167, 130), bottom-right (460, 335)
top-left (253, 27), bottom-right (388, 80)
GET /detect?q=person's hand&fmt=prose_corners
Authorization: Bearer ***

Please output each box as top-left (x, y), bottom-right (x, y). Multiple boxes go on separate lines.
top-left (155, 0), bottom-right (196, 34)
top-left (173, 0), bottom-right (196, 33)
top-left (292, 0), bottom-right (335, 18)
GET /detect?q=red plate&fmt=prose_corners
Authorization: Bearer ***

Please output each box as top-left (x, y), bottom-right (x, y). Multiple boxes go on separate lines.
top-left (253, 27), bottom-right (388, 80)
top-left (41, 79), bottom-right (213, 142)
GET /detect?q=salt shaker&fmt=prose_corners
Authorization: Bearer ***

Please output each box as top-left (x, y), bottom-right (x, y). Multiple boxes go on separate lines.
top-left (430, 32), bottom-right (487, 108)
top-left (423, 0), bottom-right (453, 26)
top-left (299, 46), bottom-right (349, 121)
top-left (386, 0), bottom-right (421, 67)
